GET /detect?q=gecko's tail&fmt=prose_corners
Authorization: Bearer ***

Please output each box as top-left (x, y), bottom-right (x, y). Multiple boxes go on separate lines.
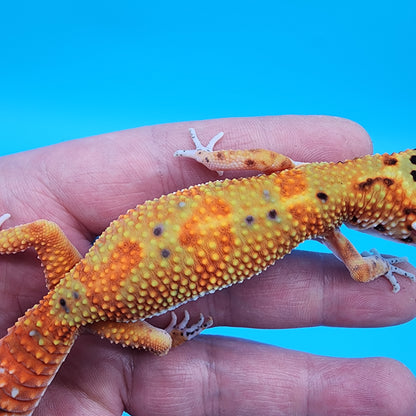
top-left (0, 307), bottom-right (77, 415)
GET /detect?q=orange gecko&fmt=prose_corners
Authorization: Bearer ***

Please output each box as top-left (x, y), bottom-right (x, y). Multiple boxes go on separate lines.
top-left (0, 128), bottom-right (415, 415)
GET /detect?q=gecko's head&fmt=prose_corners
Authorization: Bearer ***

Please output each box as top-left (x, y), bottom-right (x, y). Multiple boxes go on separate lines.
top-left (346, 149), bottom-right (416, 246)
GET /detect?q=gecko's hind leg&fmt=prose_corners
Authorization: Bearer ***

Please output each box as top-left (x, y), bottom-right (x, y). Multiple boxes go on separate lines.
top-left (89, 311), bottom-right (213, 354)
top-left (88, 320), bottom-right (173, 355)
top-left (0, 214), bottom-right (82, 289)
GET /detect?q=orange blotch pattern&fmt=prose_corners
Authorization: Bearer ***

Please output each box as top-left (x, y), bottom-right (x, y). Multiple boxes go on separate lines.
top-left (179, 195), bottom-right (232, 248)
top-left (79, 238), bottom-right (144, 320)
top-left (275, 169), bottom-right (307, 198)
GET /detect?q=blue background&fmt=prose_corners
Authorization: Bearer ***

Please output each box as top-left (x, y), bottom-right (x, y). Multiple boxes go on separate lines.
top-left (0, 1), bottom-right (415, 413)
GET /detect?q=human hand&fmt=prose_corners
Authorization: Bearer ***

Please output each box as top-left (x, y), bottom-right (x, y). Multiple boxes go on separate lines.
top-left (0, 116), bottom-right (415, 415)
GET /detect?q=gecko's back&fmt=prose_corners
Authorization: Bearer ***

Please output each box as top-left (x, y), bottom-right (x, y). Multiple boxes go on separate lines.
top-left (53, 148), bottom-right (416, 325)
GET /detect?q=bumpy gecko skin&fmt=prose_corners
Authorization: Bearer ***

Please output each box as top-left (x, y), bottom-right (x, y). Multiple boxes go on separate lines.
top-left (0, 129), bottom-right (415, 415)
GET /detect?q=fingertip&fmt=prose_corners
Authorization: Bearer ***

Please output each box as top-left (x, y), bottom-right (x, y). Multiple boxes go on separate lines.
top-left (256, 115), bottom-right (373, 161)
top-left (310, 356), bottom-right (416, 416)
top-left (365, 358), bottom-right (416, 416)
top-left (309, 115), bottom-right (373, 157)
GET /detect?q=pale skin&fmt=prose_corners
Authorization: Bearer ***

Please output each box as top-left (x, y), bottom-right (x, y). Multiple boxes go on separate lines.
top-left (1, 116), bottom-right (416, 416)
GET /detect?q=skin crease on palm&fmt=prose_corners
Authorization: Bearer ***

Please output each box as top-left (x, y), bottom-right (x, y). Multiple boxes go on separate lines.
top-left (0, 116), bottom-right (416, 416)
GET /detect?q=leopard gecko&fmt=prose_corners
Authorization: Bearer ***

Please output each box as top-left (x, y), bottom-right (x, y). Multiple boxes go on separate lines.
top-left (0, 128), bottom-right (414, 415)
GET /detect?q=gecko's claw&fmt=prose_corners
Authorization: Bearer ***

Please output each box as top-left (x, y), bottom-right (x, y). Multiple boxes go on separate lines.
top-left (165, 311), bottom-right (213, 347)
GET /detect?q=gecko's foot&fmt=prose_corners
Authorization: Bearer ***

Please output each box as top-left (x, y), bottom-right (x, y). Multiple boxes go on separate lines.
top-left (362, 249), bottom-right (415, 293)
top-left (174, 128), bottom-right (225, 175)
top-left (0, 214), bottom-right (11, 228)
top-left (165, 310), bottom-right (213, 348)
top-left (174, 128), bottom-right (224, 156)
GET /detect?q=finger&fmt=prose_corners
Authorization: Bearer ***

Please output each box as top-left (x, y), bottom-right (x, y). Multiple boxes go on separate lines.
top-left (149, 250), bottom-right (416, 330)
top-left (126, 336), bottom-right (416, 416)
top-left (37, 336), bottom-right (127, 416)
top-left (5, 116), bottom-right (370, 232)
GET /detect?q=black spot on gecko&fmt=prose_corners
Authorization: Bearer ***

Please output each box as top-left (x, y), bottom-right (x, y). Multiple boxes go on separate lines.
top-left (374, 224), bottom-right (386, 232)
top-left (350, 216), bottom-right (358, 223)
top-left (59, 298), bottom-right (70, 313)
top-left (161, 249), bottom-right (170, 258)
top-left (411, 171), bottom-right (416, 182)
top-left (245, 159), bottom-right (255, 167)
top-left (403, 208), bottom-right (416, 216)
top-left (358, 178), bottom-right (375, 190)
top-left (153, 225), bottom-right (163, 236)
top-left (316, 192), bottom-right (328, 202)
top-left (205, 157), bottom-right (210, 163)
top-left (383, 155), bottom-right (398, 165)
top-left (358, 177), bottom-right (394, 190)
top-left (72, 291), bottom-right (79, 299)
top-left (267, 209), bottom-right (278, 219)
top-left (245, 215), bottom-right (254, 225)
top-left (402, 236), bottom-right (413, 243)
top-left (410, 155), bottom-right (416, 164)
